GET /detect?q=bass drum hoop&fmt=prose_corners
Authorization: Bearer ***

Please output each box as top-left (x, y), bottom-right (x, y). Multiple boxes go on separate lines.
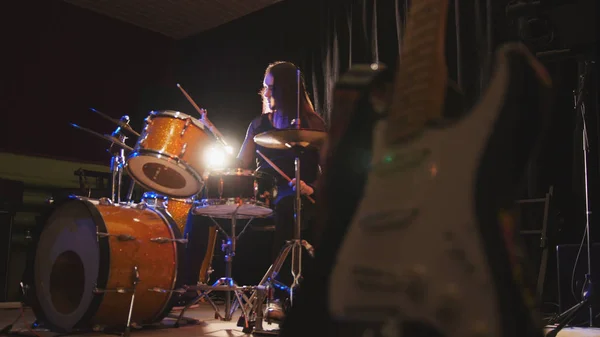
top-left (30, 196), bottom-right (185, 332)
top-left (125, 150), bottom-right (203, 199)
top-left (29, 196), bottom-right (110, 332)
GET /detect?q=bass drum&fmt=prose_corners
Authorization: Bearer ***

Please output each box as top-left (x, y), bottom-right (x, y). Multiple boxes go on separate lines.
top-left (32, 197), bottom-right (185, 332)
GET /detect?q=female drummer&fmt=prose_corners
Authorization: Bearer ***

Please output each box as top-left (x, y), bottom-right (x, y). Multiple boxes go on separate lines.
top-left (179, 61), bottom-right (326, 319)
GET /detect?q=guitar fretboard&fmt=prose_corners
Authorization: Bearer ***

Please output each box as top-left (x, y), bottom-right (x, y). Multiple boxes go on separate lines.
top-left (386, 0), bottom-right (449, 145)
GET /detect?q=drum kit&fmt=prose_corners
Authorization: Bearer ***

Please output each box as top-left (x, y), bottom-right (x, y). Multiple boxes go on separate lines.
top-left (29, 80), bottom-right (327, 335)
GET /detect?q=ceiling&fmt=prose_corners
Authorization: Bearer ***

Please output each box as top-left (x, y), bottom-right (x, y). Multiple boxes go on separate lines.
top-left (63, 0), bottom-right (283, 40)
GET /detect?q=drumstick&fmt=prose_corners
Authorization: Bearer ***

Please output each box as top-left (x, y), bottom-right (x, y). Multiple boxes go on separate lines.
top-left (176, 83), bottom-right (204, 115)
top-left (176, 83), bottom-right (229, 147)
top-left (256, 150), bottom-right (315, 204)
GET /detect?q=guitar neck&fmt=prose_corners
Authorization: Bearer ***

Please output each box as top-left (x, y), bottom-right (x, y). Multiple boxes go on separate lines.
top-left (386, 0), bottom-right (450, 145)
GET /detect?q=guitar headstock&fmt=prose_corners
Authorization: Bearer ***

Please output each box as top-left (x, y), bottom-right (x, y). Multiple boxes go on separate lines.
top-left (386, 0), bottom-right (450, 145)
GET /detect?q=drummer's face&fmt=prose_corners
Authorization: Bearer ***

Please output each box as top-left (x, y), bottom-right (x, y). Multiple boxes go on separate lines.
top-left (263, 73), bottom-right (276, 110)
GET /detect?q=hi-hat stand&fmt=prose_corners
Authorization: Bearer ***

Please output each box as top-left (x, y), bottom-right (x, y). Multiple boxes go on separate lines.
top-left (175, 207), bottom-right (258, 325)
top-left (548, 60), bottom-right (596, 336)
top-left (245, 68), bottom-right (319, 335)
top-left (273, 68), bottom-right (312, 301)
top-left (246, 149), bottom-right (316, 335)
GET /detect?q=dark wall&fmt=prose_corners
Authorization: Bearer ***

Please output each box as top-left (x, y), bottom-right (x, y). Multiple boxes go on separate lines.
top-left (169, 0), bottom-right (479, 150)
top-left (169, 0), bottom-right (600, 310)
top-left (2, 0), bottom-right (176, 165)
top-left (170, 0), bottom-right (321, 151)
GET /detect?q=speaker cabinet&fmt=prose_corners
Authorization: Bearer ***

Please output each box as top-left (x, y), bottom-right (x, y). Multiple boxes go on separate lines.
top-left (0, 178), bottom-right (24, 302)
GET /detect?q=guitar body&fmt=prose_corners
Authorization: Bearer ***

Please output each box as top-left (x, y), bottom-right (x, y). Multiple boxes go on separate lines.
top-left (329, 43), bottom-right (552, 337)
top-left (279, 64), bottom-right (393, 336)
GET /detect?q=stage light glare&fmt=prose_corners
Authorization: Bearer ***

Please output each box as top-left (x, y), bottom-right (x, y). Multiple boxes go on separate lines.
top-left (205, 146), bottom-right (228, 169)
top-left (224, 145), bottom-right (234, 154)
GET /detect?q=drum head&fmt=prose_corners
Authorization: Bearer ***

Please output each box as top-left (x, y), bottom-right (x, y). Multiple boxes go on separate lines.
top-left (150, 110), bottom-right (207, 128)
top-left (207, 167), bottom-right (255, 177)
top-left (126, 154), bottom-right (202, 198)
top-left (34, 199), bottom-right (107, 331)
top-left (194, 200), bottom-right (273, 219)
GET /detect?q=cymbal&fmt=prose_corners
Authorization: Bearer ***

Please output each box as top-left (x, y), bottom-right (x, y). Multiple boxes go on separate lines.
top-left (89, 108), bottom-right (140, 137)
top-left (70, 123), bottom-right (134, 152)
top-left (253, 128), bottom-right (327, 150)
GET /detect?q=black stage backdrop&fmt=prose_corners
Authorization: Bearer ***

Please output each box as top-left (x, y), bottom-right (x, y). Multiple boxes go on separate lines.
top-left (1, 0), bottom-right (176, 165)
top-left (168, 0), bottom-right (489, 286)
top-left (171, 0), bottom-right (485, 148)
top-left (170, 0), bottom-right (600, 296)
top-left (172, 0), bottom-right (597, 237)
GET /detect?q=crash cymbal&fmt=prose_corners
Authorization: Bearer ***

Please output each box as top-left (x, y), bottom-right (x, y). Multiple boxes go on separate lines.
top-left (253, 128), bottom-right (327, 150)
top-left (89, 108), bottom-right (140, 137)
top-left (70, 123), bottom-right (134, 152)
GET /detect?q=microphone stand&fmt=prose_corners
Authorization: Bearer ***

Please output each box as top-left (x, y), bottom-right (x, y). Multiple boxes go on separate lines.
top-left (108, 115), bottom-right (130, 204)
top-left (547, 60), bottom-right (595, 336)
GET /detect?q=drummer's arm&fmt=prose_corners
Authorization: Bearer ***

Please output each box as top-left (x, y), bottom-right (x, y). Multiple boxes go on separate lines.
top-left (236, 123), bottom-right (256, 169)
top-left (306, 166), bottom-right (321, 197)
top-left (305, 113), bottom-right (327, 197)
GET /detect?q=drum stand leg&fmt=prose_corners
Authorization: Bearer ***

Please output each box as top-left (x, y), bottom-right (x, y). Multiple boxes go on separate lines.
top-left (110, 148), bottom-right (126, 203)
top-left (123, 266), bottom-right (139, 337)
top-left (211, 211), bottom-right (252, 321)
top-left (175, 211), bottom-right (254, 326)
top-left (171, 290), bottom-right (218, 327)
top-left (245, 155), bottom-right (315, 334)
top-left (125, 179), bottom-right (136, 203)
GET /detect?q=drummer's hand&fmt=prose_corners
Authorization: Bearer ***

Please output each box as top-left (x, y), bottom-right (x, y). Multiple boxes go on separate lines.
top-left (289, 178), bottom-right (314, 196)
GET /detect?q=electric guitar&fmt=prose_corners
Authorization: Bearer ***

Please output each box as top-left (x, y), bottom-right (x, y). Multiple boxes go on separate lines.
top-left (328, 1), bottom-right (552, 337)
top-left (279, 64), bottom-right (395, 337)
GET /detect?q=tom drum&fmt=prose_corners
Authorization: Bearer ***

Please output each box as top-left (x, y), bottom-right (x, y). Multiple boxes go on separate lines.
top-left (140, 192), bottom-right (217, 284)
top-left (140, 191), bottom-right (194, 234)
top-left (126, 110), bottom-right (215, 198)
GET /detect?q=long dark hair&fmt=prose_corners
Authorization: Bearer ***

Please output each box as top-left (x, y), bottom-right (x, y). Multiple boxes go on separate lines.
top-left (260, 61), bottom-right (317, 118)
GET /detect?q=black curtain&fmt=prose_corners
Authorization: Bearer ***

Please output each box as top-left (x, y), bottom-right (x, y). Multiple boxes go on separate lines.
top-left (173, 0), bottom-right (485, 137)
top-left (304, 0), bottom-right (486, 125)
top-left (172, 0), bottom-right (598, 244)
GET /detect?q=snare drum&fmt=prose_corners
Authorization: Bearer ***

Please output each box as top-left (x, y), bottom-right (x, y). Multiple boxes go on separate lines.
top-left (31, 197), bottom-right (184, 331)
top-left (126, 110), bottom-right (214, 198)
top-left (194, 168), bottom-right (277, 218)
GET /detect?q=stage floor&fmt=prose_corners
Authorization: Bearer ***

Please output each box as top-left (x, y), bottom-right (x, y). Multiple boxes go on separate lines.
top-left (1, 302), bottom-right (598, 336)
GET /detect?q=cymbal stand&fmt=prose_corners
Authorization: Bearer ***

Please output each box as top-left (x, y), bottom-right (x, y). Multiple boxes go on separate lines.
top-left (289, 67), bottom-right (306, 299)
top-left (108, 115), bottom-right (130, 203)
top-left (123, 266), bottom-right (139, 337)
top-left (245, 146), bottom-right (316, 335)
top-left (125, 180), bottom-right (136, 203)
top-left (175, 207), bottom-right (256, 325)
top-left (244, 69), bottom-right (314, 334)
top-left (109, 147), bottom-right (126, 203)
top-left (547, 60), bottom-right (596, 336)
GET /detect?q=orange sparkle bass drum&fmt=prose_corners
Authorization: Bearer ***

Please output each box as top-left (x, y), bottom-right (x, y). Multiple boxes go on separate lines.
top-left (30, 196), bottom-right (186, 332)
